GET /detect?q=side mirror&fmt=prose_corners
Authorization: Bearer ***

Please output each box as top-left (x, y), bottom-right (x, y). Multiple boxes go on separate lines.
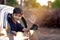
top-left (30, 24), bottom-right (38, 30)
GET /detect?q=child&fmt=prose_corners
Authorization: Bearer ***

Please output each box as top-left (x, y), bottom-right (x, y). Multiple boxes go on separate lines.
top-left (6, 7), bottom-right (28, 40)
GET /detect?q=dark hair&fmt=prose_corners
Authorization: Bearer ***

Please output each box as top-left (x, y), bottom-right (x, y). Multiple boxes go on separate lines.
top-left (13, 7), bottom-right (23, 15)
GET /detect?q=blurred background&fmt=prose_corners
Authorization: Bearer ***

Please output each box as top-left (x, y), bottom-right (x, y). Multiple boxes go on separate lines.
top-left (0, 0), bottom-right (60, 40)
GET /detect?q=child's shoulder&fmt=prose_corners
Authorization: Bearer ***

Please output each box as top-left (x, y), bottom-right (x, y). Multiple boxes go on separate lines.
top-left (7, 13), bottom-right (12, 18)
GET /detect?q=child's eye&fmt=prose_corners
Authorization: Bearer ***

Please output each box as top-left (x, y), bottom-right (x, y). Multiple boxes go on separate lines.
top-left (19, 15), bottom-right (21, 17)
top-left (15, 14), bottom-right (17, 16)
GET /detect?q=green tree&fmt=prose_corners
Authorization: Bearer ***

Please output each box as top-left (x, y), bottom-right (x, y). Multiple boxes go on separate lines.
top-left (52, 0), bottom-right (60, 9)
top-left (7, 0), bottom-right (18, 6)
top-left (24, 0), bottom-right (29, 6)
top-left (24, 0), bottom-right (41, 8)
top-left (31, 0), bottom-right (41, 8)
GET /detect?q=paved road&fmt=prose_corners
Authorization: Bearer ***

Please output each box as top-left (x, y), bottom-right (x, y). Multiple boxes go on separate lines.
top-left (37, 27), bottom-right (60, 40)
top-left (0, 28), bottom-right (60, 40)
top-left (38, 33), bottom-right (60, 40)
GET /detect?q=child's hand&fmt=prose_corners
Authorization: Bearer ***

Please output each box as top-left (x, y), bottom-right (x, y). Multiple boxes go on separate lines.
top-left (12, 31), bottom-right (17, 36)
top-left (23, 28), bottom-right (29, 32)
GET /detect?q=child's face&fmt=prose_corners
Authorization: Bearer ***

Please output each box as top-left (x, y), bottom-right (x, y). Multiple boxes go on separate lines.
top-left (12, 13), bottom-right (22, 22)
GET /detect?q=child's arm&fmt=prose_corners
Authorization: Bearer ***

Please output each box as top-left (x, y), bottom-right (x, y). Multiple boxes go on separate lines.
top-left (6, 22), bottom-right (10, 33)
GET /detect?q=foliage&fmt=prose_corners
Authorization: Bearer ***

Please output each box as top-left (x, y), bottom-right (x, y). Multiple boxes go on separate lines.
top-left (52, 0), bottom-right (60, 9)
top-left (7, 0), bottom-right (18, 6)
top-left (24, 0), bottom-right (41, 8)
